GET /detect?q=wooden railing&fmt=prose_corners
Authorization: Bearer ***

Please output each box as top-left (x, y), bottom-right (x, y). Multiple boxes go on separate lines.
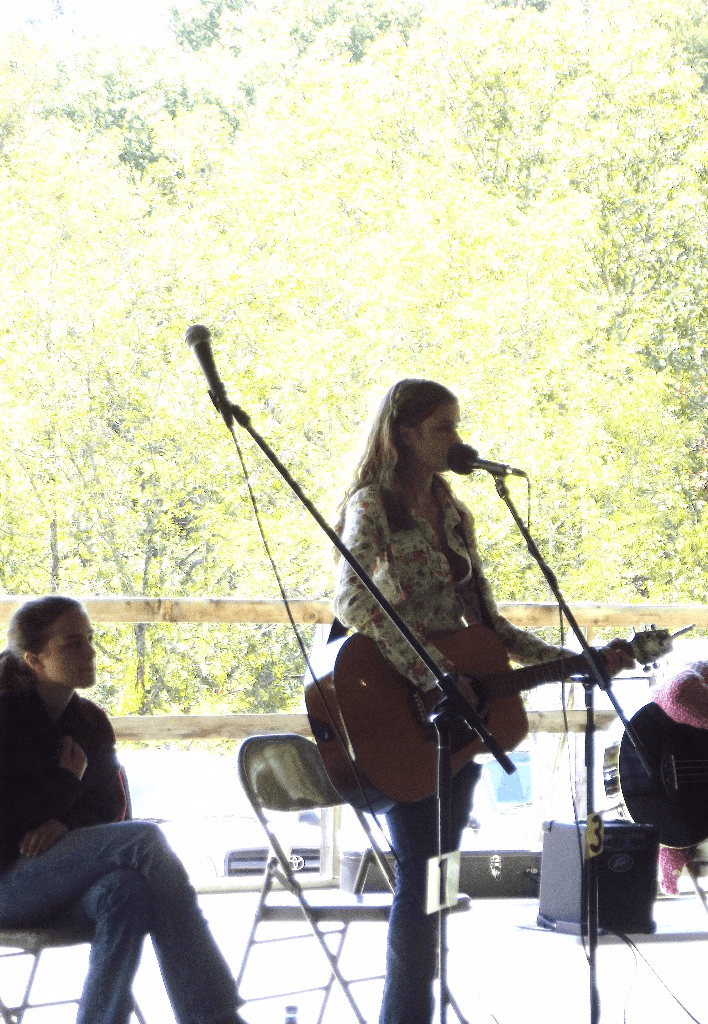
top-left (4, 596), bottom-right (704, 888)
top-left (1, 596), bottom-right (705, 739)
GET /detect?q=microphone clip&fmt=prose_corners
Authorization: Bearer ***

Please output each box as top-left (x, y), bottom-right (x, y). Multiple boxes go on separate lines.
top-left (447, 444), bottom-right (527, 479)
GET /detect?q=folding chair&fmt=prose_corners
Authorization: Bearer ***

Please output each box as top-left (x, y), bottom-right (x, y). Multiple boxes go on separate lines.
top-left (236, 733), bottom-right (397, 1024)
top-left (0, 926), bottom-right (147, 1024)
top-left (237, 733), bottom-right (471, 1024)
top-left (0, 768), bottom-right (147, 1024)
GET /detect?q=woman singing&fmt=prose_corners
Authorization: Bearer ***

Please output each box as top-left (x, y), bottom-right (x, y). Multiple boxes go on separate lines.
top-left (334, 378), bottom-right (633, 1024)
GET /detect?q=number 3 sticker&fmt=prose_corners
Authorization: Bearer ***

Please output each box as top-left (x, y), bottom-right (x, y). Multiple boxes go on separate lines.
top-left (586, 813), bottom-right (604, 858)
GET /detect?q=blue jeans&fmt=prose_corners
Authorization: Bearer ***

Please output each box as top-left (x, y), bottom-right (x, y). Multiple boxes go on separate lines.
top-left (379, 760), bottom-right (481, 1024)
top-left (0, 820), bottom-right (239, 1024)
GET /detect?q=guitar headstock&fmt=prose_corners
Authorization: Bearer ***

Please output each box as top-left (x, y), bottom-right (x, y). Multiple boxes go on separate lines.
top-left (625, 624), bottom-right (693, 668)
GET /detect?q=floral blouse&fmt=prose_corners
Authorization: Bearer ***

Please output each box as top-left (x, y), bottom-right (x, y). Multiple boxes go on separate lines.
top-left (334, 481), bottom-right (571, 691)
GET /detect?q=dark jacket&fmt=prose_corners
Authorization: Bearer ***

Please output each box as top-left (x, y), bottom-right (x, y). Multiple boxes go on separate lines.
top-left (0, 687), bottom-right (126, 872)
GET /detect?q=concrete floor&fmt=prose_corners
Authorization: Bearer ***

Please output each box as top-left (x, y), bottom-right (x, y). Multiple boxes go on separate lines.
top-left (2, 892), bottom-right (707, 1024)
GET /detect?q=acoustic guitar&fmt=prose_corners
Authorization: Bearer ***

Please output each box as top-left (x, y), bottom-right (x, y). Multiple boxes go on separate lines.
top-left (304, 623), bottom-right (674, 810)
top-left (604, 701), bottom-right (708, 848)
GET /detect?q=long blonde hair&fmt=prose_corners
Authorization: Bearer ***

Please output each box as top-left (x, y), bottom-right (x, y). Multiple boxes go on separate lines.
top-left (336, 378), bottom-right (457, 535)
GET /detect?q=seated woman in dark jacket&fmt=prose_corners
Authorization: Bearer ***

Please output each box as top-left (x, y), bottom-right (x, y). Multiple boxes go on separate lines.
top-left (0, 595), bottom-right (247, 1024)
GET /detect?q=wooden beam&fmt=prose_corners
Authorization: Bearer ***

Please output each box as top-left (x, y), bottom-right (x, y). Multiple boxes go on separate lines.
top-left (526, 710), bottom-right (616, 733)
top-left (0, 595), bottom-right (706, 627)
top-left (110, 709), bottom-right (615, 742)
top-left (0, 595), bottom-right (700, 746)
top-left (111, 712), bottom-right (312, 741)
top-left (0, 597), bottom-right (334, 625)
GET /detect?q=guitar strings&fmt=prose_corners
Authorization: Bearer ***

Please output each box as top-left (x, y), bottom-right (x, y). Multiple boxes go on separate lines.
top-left (668, 759), bottom-right (708, 782)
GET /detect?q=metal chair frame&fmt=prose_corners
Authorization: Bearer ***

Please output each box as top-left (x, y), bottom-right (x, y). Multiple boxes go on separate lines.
top-left (236, 732), bottom-right (471, 1024)
top-left (0, 926), bottom-right (147, 1024)
top-left (236, 733), bottom-right (398, 1024)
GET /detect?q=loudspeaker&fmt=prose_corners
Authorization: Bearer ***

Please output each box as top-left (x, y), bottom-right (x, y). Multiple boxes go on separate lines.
top-left (537, 820), bottom-right (658, 934)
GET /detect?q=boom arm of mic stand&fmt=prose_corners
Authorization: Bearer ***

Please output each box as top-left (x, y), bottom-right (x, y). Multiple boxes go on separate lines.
top-left (491, 475), bottom-right (654, 781)
top-left (226, 400), bottom-right (516, 776)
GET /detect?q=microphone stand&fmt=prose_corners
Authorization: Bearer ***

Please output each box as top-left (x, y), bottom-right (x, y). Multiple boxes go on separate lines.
top-left (488, 474), bottom-right (654, 1024)
top-left (190, 353), bottom-right (518, 1024)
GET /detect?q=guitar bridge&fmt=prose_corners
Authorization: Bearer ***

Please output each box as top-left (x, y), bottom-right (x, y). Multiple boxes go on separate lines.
top-left (661, 754), bottom-right (678, 795)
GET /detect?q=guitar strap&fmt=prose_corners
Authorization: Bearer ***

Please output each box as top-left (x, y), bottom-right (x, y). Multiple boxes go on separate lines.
top-left (327, 617), bottom-right (350, 644)
top-left (471, 568), bottom-right (496, 632)
top-left (454, 520), bottom-right (497, 634)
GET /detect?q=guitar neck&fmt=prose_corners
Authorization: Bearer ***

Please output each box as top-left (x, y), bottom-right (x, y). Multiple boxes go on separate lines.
top-left (483, 652), bottom-right (597, 701)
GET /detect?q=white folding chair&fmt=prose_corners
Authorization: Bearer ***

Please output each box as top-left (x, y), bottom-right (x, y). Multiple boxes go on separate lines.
top-left (236, 733), bottom-right (397, 1024)
top-left (236, 733), bottom-right (472, 1024)
top-left (0, 925), bottom-right (147, 1024)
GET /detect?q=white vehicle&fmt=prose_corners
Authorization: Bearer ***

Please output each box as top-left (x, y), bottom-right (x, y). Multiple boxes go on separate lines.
top-left (118, 749), bottom-right (321, 883)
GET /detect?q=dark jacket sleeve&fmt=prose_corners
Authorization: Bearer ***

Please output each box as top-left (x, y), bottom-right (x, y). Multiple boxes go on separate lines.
top-left (59, 697), bottom-right (126, 829)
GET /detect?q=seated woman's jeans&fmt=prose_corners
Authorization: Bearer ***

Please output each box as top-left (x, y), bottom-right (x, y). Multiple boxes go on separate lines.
top-left (0, 820), bottom-right (239, 1024)
top-left (379, 760), bottom-right (481, 1024)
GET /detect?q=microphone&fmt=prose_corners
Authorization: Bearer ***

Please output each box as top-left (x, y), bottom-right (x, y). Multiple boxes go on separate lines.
top-left (185, 325), bottom-right (233, 426)
top-left (447, 443), bottom-right (527, 479)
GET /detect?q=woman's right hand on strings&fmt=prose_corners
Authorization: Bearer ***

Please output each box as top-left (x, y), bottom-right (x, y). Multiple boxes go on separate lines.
top-left (58, 734), bottom-right (88, 779)
top-left (455, 674), bottom-right (490, 721)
